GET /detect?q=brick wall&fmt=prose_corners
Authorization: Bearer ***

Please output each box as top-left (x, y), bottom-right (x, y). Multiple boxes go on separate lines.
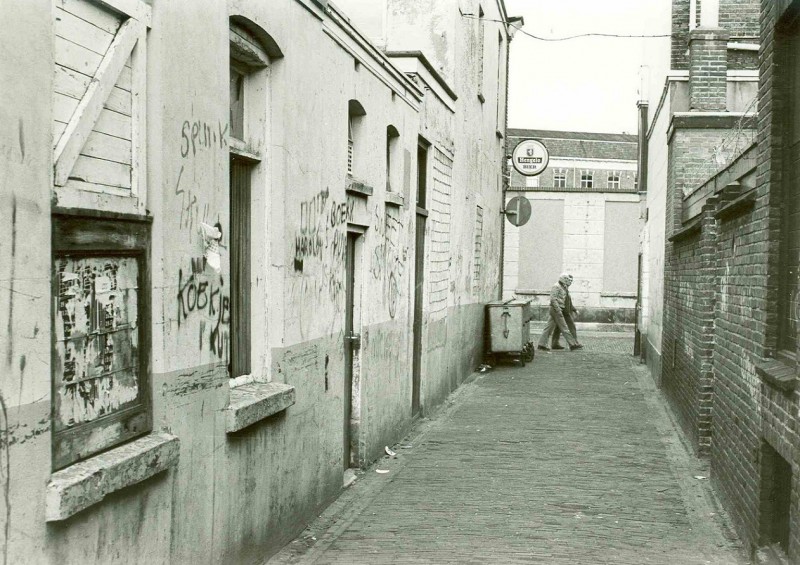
top-left (707, 0), bottom-right (800, 559)
top-left (672, 0), bottom-right (762, 70)
top-left (659, 0), bottom-right (800, 560)
top-left (720, 0), bottom-right (762, 39)
top-left (662, 118), bottom-right (755, 453)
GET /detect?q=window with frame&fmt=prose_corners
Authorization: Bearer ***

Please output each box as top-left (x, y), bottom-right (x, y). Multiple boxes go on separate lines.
top-left (607, 172), bottom-right (621, 190)
top-left (553, 169), bottom-right (567, 188)
top-left (229, 23), bottom-right (269, 378)
top-left (580, 171), bottom-right (594, 189)
top-left (525, 176), bottom-right (540, 188)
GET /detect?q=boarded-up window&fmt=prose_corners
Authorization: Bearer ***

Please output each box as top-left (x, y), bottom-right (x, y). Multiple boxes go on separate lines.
top-left (429, 148), bottom-right (453, 319)
top-left (52, 213), bottom-right (151, 470)
top-left (52, 0), bottom-right (149, 215)
top-left (603, 201), bottom-right (640, 293)
top-left (517, 199), bottom-right (564, 290)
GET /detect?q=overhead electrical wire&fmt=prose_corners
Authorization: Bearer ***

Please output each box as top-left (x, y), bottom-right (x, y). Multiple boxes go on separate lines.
top-left (461, 14), bottom-right (671, 41)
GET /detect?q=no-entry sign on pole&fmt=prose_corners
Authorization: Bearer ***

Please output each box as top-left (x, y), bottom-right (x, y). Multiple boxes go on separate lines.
top-left (505, 196), bottom-right (531, 227)
top-left (511, 139), bottom-right (549, 177)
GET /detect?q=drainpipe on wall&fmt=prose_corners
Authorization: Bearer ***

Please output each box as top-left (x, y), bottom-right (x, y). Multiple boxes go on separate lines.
top-left (634, 99), bottom-right (649, 358)
top-left (499, 16), bottom-right (523, 300)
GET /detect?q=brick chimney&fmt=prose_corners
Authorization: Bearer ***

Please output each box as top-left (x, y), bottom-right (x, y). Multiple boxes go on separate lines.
top-left (688, 0), bottom-right (729, 111)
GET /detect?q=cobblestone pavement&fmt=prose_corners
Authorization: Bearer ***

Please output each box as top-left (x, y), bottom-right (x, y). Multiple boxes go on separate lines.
top-left (268, 334), bottom-right (749, 565)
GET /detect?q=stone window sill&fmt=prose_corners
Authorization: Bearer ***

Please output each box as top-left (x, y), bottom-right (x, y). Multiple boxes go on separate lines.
top-left (755, 358), bottom-right (797, 393)
top-left (345, 175), bottom-right (373, 197)
top-left (385, 192), bottom-right (404, 207)
top-left (46, 432), bottom-right (179, 522)
top-left (225, 382), bottom-right (296, 433)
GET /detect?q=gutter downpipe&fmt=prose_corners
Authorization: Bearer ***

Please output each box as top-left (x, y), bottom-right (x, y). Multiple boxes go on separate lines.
top-left (499, 16), bottom-right (523, 300)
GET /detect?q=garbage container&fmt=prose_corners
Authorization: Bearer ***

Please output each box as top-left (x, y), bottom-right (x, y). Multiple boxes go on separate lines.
top-left (486, 299), bottom-right (534, 366)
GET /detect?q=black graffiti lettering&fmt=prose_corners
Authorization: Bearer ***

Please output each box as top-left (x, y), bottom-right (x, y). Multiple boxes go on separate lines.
top-left (177, 269), bottom-right (189, 326)
top-left (191, 122), bottom-right (199, 156)
top-left (196, 281), bottom-right (208, 311)
top-left (219, 122), bottom-right (229, 147)
top-left (180, 121), bottom-right (190, 158)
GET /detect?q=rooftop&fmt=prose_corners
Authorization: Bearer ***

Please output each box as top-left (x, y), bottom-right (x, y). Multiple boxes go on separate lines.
top-left (507, 128), bottom-right (638, 161)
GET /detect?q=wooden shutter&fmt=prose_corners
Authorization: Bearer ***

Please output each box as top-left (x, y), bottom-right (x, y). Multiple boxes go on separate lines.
top-left (53, 0), bottom-right (150, 215)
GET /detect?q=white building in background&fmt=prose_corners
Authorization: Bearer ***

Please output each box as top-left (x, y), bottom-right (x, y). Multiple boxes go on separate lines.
top-left (504, 129), bottom-right (642, 326)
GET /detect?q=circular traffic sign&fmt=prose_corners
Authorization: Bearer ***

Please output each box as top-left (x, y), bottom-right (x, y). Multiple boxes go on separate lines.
top-left (505, 196), bottom-right (531, 227)
top-left (511, 139), bottom-right (549, 177)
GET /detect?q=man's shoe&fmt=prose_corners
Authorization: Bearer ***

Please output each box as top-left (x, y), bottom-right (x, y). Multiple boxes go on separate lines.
top-left (551, 344), bottom-right (565, 350)
top-left (537, 345), bottom-right (550, 351)
top-left (569, 344), bottom-right (584, 351)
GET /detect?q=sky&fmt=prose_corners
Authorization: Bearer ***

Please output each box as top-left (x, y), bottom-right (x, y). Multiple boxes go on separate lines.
top-left (504, 0), bottom-right (672, 135)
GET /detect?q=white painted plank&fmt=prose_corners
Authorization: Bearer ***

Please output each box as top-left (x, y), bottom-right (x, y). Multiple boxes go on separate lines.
top-left (55, 6), bottom-right (116, 57)
top-left (54, 93), bottom-right (132, 140)
top-left (56, 0), bottom-right (122, 35)
top-left (64, 178), bottom-right (131, 197)
top-left (54, 17), bottom-right (140, 186)
top-left (52, 119), bottom-right (131, 165)
top-left (81, 130), bottom-right (132, 165)
top-left (55, 66), bottom-right (132, 117)
top-left (55, 36), bottom-right (132, 90)
top-left (70, 154), bottom-right (131, 188)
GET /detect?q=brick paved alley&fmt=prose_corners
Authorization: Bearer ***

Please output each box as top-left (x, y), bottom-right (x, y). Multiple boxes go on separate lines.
top-left (268, 333), bottom-right (749, 565)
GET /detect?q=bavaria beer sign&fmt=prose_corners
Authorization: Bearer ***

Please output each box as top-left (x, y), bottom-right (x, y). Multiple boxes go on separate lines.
top-left (512, 139), bottom-right (549, 177)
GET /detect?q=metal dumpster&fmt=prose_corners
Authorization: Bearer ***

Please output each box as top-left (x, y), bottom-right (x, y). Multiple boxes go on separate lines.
top-left (486, 299), bottom-right (534, 366)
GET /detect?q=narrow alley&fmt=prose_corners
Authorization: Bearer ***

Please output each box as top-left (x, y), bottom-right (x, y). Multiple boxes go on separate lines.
top-left (269, 332), bottom-right (748, 565)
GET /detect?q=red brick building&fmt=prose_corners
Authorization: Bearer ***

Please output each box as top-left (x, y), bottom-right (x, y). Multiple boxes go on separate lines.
top-left (642, 0), bottom-right (800, 561)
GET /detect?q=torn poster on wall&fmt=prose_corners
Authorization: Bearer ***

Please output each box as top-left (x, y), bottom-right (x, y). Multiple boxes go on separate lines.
top-left (200, 222), bottom-right (222, 273)
top-left (54, 256), bottom-right (140, 431)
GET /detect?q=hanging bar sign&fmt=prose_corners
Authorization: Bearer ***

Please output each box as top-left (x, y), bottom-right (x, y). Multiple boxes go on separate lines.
top-left (512, 139), bottom-right (549, 177)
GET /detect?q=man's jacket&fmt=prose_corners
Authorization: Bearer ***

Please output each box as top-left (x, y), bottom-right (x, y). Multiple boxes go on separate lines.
top-left (549, 283), bottom-right (567, 310)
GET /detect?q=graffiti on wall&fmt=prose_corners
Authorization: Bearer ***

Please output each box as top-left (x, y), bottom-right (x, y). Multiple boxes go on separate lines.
top-left (175, 119), bottom-right (229, 237)
top-left (54, 257), bottom-right (140, 430)
top-left (369, 206), bottom-right (407, 319)
top-left (290, 189), bottom-right (354, 322)
top-left (176, 261), bottom-right (230, 360)
top-left (293, 188), bottom-right (353, 274)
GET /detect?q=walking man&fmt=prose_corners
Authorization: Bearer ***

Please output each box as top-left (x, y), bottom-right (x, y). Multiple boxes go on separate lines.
top-left (537, 274), bottom-right (582, 352)
top-left (552, 274), bottom-right (580, 350)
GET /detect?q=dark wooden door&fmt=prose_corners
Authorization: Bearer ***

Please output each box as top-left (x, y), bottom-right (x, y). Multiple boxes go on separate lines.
top-left (230, 156), bottom-right (251, 377)
top-left (343, 232), bottom-right (357, 469)
top-left (412, 211), bottom-right (426, 416)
